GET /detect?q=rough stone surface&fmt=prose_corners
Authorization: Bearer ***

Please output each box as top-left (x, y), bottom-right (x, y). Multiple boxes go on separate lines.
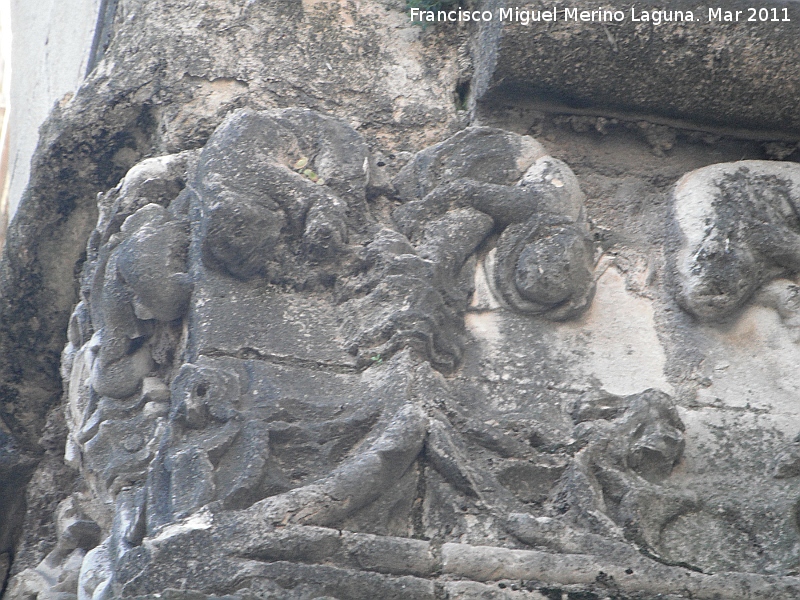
top-left (4, 1), bottom-right (800, 599)
top-left (475, 0), bottom-right (800, 135)
top-left (672, 160), bottom-right (800, 323)
top-left (0, 1), bottom-right (467, 590)
top-left (5, 106), bottom-right (800, 598)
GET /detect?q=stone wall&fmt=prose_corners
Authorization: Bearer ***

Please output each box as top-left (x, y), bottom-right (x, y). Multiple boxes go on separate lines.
top-left (3, 1), bottom-right (800, 599)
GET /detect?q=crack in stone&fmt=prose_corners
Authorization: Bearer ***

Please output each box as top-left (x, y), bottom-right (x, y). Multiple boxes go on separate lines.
top-left (199, 347), bottom-right (363, 374)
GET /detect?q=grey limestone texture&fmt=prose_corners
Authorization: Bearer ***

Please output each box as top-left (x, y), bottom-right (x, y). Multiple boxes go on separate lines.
top-left (3, 1), bottom-right (800, 599)
top-left (473, 0), bottom-right (800, 136)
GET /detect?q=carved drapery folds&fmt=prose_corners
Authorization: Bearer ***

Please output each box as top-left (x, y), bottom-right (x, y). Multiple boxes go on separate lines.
top-left (64, 154), bottom-right (193, 489)
top-left (12, 154), bottom-right (196, 600)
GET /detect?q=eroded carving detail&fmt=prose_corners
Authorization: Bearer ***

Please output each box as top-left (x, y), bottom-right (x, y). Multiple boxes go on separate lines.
top-left (339, 127), bottom-right (597, 374)
top-left (392, 127), bottom-right (596, 321)
top-left (673, 160), bottom-right (800, 325)
top-left (18, 111), bottom-right (800, 600)
top-left (197, 108), bottom-right (370, 282)
top-left (672, 162), bottom-right (800, 578)
top-left (508, 389), bottom-right (695, 559)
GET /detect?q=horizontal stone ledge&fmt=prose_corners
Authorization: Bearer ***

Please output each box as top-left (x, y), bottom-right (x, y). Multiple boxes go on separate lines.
top-left (183, 510), bottom-right (437, 578)
top-left (122, 557), bottom-right (438, 600)
top-left (441, 542), bottom-right (800, 600)
top-left (481, 96), bottom-right (800, 144)
top-left (229, 524), bottom-right (438, 578)
top-left (474, 0), bottom-right (800, 134)
top-left (145, 512), bottom-right (800, 599)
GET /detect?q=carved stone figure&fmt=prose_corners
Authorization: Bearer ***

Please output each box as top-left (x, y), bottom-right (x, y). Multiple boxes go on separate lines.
top-left (673, 160), bottom-right (800, 325)
top-left (508, 388), bottom-right (696, 560)
top-left (342, 127), bottom-right (596, 374)
top-left (9, 110), bottom-right (800, 600)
